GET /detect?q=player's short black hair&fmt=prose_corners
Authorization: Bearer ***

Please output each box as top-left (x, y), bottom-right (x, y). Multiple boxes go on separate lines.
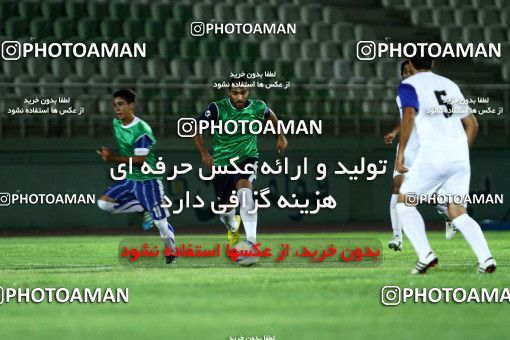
top-left (409, 56), bottom-right (434, 70)
top-left (400, 60), bottom-right (409, 75)
top-left (229, 76), bottom-right (248, 89)
top-left (113, 88), bottom-right (136, 103)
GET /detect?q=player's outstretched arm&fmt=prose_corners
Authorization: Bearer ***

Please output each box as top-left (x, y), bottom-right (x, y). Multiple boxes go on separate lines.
top-left (96, 146), bottom-right (147, 164)
top-left (396, 107), bottom-right (415, 173)
top-left (461, 114), bottom-right (479, 148)
top-left (266, 110), bottom-right (288, 156)
top-left (192, 133), bottom-right (213, 168)
top-left (384, 123), bottom-right (400, 144)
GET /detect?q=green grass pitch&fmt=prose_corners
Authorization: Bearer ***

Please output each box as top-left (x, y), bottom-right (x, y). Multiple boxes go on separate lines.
top-left (0, 231), bottom-right (508, 339)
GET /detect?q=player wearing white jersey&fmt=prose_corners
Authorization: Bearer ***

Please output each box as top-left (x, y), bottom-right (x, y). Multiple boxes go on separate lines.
top-left (385, 61), bottom-right (454, 252)
top-left (395, 56), bottom-right (496, 274)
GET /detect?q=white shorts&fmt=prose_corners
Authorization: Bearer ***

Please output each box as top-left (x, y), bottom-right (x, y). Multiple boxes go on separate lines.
top-left (400, 160), bottom-right (470, 202)
top-left (392, 143), bottom-right (418, 178)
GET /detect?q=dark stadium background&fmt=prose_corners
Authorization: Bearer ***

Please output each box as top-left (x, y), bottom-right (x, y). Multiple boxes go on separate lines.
top-left (0, 0), bottom-right (509, 233)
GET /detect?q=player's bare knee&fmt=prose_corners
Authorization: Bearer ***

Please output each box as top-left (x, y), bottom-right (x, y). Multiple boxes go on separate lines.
top-left (448, 204), bottom-right (466, 220)
top-left (236, 179), bottom-right (252, 190)
top-left (392, 183), bottom-right (401, 194)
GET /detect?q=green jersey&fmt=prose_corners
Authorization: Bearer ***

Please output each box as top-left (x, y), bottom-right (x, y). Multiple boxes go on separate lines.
top-left (199, 98), bottom-right (269, 166)
top-left (113, 117), bottom-right (161, 181)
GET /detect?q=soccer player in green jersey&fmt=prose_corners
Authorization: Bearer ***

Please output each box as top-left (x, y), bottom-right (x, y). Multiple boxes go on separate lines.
top-left (192, 77), bottom-right (288, 245)
top-left (96, 89), bottom-right (176, 264)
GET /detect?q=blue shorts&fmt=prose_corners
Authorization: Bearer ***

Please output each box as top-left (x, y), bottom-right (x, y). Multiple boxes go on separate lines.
top-left (103, 179), bottom-right (169, 221)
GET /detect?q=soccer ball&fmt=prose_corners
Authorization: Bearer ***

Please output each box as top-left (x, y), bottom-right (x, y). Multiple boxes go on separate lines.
top-left (234, 240), bottom-right (260, 267)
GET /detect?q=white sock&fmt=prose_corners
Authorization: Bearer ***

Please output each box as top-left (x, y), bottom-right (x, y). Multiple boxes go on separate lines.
top-left (97, 200), bottom-right (115, 212)
top-left (154, 219), bottom-right (176, 251)
top-left (237, 188), bottom-right (257, 243)
top-left (389, 194), bottom-right (401, 237)
top-left (97, 200), bottom-right (144, 214)
top-left (436, 203), bottom-right (449, 221)
top-left (220, 209), bottom-right (238, 232)
top-left (452, 214), bottom-right (492, 263)
top-left (115, 201), bottom-right (144, 213)
top-left (396, 203), bottom-right (433, 261)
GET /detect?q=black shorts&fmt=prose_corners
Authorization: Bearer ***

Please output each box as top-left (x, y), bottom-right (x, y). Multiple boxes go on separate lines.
top-left (213, 157), bottom-right (259, 204)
